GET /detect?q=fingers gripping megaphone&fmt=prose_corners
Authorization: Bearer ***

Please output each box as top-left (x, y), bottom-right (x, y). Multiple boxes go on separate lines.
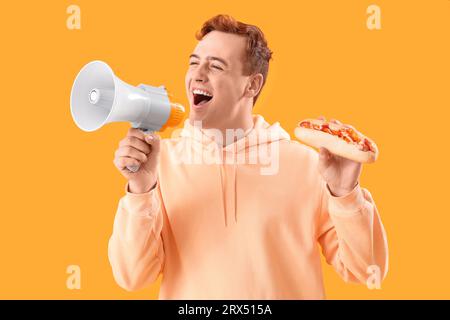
top-left (70, 60), bottom-right (185, 172)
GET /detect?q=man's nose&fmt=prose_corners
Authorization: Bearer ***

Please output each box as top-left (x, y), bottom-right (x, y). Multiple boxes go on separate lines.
top-left (193, 65), bottom-right (208, 83)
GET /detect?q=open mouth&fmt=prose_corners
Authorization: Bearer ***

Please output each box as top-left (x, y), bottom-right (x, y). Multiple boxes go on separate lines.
top-left (192, 89), bottom-right (213, 106)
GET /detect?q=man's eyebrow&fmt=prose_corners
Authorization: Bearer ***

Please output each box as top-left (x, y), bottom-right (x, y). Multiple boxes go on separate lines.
top-left (189, 54), bottom-right (228, 67)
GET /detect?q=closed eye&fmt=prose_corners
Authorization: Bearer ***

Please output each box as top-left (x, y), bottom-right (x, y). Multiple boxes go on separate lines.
top-left (212, 65), bottom-right (223, 70)
top-left (189, 61), bottom-right (199, 65)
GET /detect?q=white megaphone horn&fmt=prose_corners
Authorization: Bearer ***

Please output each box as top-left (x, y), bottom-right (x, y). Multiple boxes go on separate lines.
top-left (70, 60), bottom-right (185, 172)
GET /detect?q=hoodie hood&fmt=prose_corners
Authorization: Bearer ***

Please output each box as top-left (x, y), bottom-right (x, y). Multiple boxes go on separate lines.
top-left (178, 114), bottom-right (290, 226)
top-left (180, 114), bottom-right (290, 151)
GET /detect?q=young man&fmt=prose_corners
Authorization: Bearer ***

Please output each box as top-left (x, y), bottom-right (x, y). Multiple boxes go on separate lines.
top-left (109, 15), bottom-right (388, 299)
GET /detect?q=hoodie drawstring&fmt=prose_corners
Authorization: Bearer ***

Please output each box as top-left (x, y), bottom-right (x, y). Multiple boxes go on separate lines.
top-left (233, 161), bottom-right (237, 224)
top-left (218, 148), bottom-right (238, 227)
top-left (218, 163), bottom-right (227, 226)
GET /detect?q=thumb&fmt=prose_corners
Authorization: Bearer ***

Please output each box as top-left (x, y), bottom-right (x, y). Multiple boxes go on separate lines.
top-left (319, 147), bottom-right (332, 164)
top-left (317, 147), bottom-right (333, 177)
top-left (319, 147), bottom-right (330, 158)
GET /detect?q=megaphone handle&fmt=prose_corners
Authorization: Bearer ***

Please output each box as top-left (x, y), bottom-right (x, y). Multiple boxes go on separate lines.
top-left (126, 128), bottom-right (153, 173)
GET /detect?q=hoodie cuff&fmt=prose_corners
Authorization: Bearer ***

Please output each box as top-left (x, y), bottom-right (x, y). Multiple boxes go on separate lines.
top-left (122, 182), bottom-right (160, 217)
top-left (326, 182), bottom-right (365, 216)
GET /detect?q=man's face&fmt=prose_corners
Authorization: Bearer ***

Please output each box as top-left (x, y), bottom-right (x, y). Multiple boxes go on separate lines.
top-left (185, 31), bottom-right (251, 128)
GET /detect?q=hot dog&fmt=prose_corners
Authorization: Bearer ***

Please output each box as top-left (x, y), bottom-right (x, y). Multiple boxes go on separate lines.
top-left (294, 118), bottom-right (379, 163)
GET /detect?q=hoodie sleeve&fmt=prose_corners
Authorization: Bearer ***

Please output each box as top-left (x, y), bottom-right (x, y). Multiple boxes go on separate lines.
top-left (108, 182), bottom-right (165, 291)
top-left (317, 180), bottom-right (389, 285)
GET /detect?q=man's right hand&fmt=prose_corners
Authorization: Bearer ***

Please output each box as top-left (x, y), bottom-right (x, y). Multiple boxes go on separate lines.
top-left (113, 128), bottom-right (160, 194)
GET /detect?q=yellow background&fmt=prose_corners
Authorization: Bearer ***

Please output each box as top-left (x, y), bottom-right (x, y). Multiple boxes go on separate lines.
top-left (0, 0), bottom-right (449, 299)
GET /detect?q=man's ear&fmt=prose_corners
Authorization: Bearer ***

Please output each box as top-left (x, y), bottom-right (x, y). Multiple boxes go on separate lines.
top-left (244, 73), bottom-right (264, 99)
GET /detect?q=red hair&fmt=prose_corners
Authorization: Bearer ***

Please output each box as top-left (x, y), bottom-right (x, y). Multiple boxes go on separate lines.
top-left (196, 15), bottom-right (273, 104)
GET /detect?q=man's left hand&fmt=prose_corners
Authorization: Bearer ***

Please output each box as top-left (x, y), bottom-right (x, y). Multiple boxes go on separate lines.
top-left (317, 117), bottom-right (362, 197)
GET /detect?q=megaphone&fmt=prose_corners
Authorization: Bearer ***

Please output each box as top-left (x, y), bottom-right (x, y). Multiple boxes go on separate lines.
top-left (70, 60), bottom-right (185, 172)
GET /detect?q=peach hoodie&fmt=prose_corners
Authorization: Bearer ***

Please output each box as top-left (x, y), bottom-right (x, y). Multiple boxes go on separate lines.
top-left (108, 114), bottom-right (388, 299)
